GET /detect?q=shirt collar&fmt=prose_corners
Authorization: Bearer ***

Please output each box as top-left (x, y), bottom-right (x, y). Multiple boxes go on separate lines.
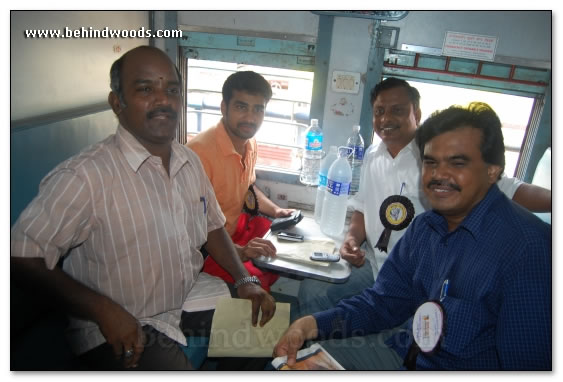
top-left (216, 119), bottom-right (254, 158)
top-left (116, 125), bottom-right (151, 172)
top-left (373, 137), bottom-right (419, 159)
top-left (116, 125), bottom-right (190, 177)
top-left (425, 183), bottom-right (503, 239)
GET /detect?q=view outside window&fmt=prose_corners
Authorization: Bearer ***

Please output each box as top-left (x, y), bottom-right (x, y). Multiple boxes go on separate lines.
top-left (409, 80), bottom-right (535, 177)
top-left (186, 59), bottom-right (314, 172)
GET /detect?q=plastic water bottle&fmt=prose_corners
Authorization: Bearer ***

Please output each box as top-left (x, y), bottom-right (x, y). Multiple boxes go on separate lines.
top-left (300, 119), bottom-right (323, 186)
top-left (347, 124), bottom-right (364, 195)
top-left (314, 146), bottom-right (338, 224)
top-left (320, 147), bottom-right (352, 237)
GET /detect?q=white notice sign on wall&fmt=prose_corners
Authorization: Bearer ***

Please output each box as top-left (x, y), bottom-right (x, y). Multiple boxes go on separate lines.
top-left (442, 31), bottom-right (498, 62)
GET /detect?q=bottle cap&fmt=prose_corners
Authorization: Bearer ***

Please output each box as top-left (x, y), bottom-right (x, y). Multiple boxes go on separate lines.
top-left (352, 125), bottom-right (361, 132)
top-left (311, 119), bottom-right (319, 127)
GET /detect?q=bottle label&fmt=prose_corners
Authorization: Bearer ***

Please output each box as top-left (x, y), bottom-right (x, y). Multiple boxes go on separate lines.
top-left (327, 179), bottom-right (350, 196)
top-left (306, 135), bottom-right (323, 151)
top-left (353, 146), bottom-right (364, 160)
top-left (319, 173), bottom-right (328, 187)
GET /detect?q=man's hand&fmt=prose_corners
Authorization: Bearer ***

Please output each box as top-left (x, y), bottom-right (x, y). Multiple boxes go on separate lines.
top-left (95, 298), bottom-right (146, 368)
top-left (273, 208), bottom-right (295, 218)
top-left (237, 238), bottom-right (277, 261)
top-left (273, 316), bottom-right (319, 367)
top-left (236, 282), bottom-right (276, 327)
top-left (10, 257), bottom-right (146, 368)
top-left (340, 237), bottom-right (366, 267)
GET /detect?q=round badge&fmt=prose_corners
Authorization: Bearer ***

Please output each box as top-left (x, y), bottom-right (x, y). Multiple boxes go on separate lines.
top-left (243, 184), bottom-right (259, 215)
top-left (412, 301), bottom-right (445, 354)
top-left (379, 195), bottom-right (415, 231)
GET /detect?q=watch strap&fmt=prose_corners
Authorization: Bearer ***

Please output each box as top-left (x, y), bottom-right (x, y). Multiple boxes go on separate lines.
top-left (234, 275), bottom-right (261, 289)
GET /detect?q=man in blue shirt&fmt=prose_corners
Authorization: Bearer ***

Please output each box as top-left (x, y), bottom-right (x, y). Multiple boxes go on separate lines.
top-left (274, 103), bottom-right (551, 370)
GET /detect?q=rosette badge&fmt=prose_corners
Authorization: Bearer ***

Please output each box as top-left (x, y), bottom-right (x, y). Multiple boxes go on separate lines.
top-left (243, 184), bottom-right (259, 216)
top-left (375, 186), bottom-right (415, 252)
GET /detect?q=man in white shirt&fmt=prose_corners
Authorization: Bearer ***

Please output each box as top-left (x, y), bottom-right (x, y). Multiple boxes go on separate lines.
top-left (297, 77), bottom-right (551, 316)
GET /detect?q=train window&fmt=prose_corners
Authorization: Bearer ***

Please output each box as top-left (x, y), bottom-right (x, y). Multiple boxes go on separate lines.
top-left (410, 81), bottom-right (534, 177)
top-left (185, 59), bottom-right (314, 173)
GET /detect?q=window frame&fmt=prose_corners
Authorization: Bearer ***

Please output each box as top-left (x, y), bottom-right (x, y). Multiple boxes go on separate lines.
top-left (379, 48), bottom-right (551, 180)
top-left (177, 26), bottom-right (329, 184)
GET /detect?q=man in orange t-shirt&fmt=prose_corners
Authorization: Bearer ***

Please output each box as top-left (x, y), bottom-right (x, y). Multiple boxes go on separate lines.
top-left (188, 71), bottom-right (294, 290)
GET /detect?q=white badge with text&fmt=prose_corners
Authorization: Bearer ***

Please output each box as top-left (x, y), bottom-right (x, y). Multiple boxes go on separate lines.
top-left (412, 301), bottom-right (445, 353)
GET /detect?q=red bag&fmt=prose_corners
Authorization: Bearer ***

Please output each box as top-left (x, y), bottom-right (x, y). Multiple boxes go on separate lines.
top-left (202, 213), bottom-right (279, 291)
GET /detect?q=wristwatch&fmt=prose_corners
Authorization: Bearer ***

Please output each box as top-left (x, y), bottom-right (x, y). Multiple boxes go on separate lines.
top-left (234, 275), bottom-right (261, 289)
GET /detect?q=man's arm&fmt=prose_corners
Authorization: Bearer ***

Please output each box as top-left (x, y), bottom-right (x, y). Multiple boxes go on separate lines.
top-left (11, 169), bottom-right (146, 367)
top-left (204, 227), bottom-right (276, 326)
top-left (339, 211), bottom-right (368, 267)
top-left (11, 257), bottom-right (144, 368)
top-left (254, 185), bottom-right (294, 218)
top-left (511, 183), bottom-right (551, 212)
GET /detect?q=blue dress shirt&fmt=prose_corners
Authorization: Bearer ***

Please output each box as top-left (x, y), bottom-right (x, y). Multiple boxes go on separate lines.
top-left (313, 184), bottom-right (551, 370)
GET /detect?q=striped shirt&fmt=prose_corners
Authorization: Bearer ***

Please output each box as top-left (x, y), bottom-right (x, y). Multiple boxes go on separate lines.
top-left (11, 125), bottom-right (226, 355)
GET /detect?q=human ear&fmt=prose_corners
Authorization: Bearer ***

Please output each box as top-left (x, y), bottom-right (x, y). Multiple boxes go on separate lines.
top-left (487, 164), bottom-right (503, 184)
top-left (108, 92), bottom-right (123, 115)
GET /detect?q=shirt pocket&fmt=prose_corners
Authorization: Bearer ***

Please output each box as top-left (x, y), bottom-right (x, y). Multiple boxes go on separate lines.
top-left (440, 296), bottom-right (496, 359)
top-left (188, 196), bottom-right (208, 249)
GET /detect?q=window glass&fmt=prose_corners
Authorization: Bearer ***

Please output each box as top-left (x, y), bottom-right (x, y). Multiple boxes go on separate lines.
top-left (410, 81), bottom-right (535, 177)
top-left (186, 59), bottom-right (314, 172)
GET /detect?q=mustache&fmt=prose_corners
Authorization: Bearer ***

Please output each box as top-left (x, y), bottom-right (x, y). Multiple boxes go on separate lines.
top-left (237, 122), bottom-right (257, 130)
top-left (427, 179), bottom-right (462, 191)
top-left (146, 107), bottom-right (178, 120)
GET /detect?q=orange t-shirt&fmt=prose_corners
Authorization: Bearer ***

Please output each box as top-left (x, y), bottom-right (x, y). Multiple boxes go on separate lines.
top-left (187, 120), bottom-right (257, 235)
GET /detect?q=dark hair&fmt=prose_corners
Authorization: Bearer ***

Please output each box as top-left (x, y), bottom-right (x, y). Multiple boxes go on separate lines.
top-left (222, 71), bottom-right (272, 105)
top-left (415, 102), bottom-right (505, 175)
top-left (109, 46), bottom-right (182, 107)
top-left (370, 77), bottom-right (421, 111)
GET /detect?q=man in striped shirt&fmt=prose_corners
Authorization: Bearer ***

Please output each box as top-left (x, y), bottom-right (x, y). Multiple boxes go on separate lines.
top-left (11, 46), bottom-right (275, 370)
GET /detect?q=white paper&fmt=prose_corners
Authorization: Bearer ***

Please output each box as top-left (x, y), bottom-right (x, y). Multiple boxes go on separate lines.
top-left (272, 343), bottom-right (345, 370)
top-left (271, 236), bottom-right (336, 267)
top-left (207, 297), bottom-right (290, 357)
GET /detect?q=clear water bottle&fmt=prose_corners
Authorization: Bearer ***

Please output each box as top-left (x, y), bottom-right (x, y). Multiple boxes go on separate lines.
top-left (300, 119), bottom-right (323, 186)
top-left (314, 146), bottom-right (338, 224)
top-left (320, 147), bottom-right (352, 237)
top-left (347, 124), bottom-right (364, 195)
